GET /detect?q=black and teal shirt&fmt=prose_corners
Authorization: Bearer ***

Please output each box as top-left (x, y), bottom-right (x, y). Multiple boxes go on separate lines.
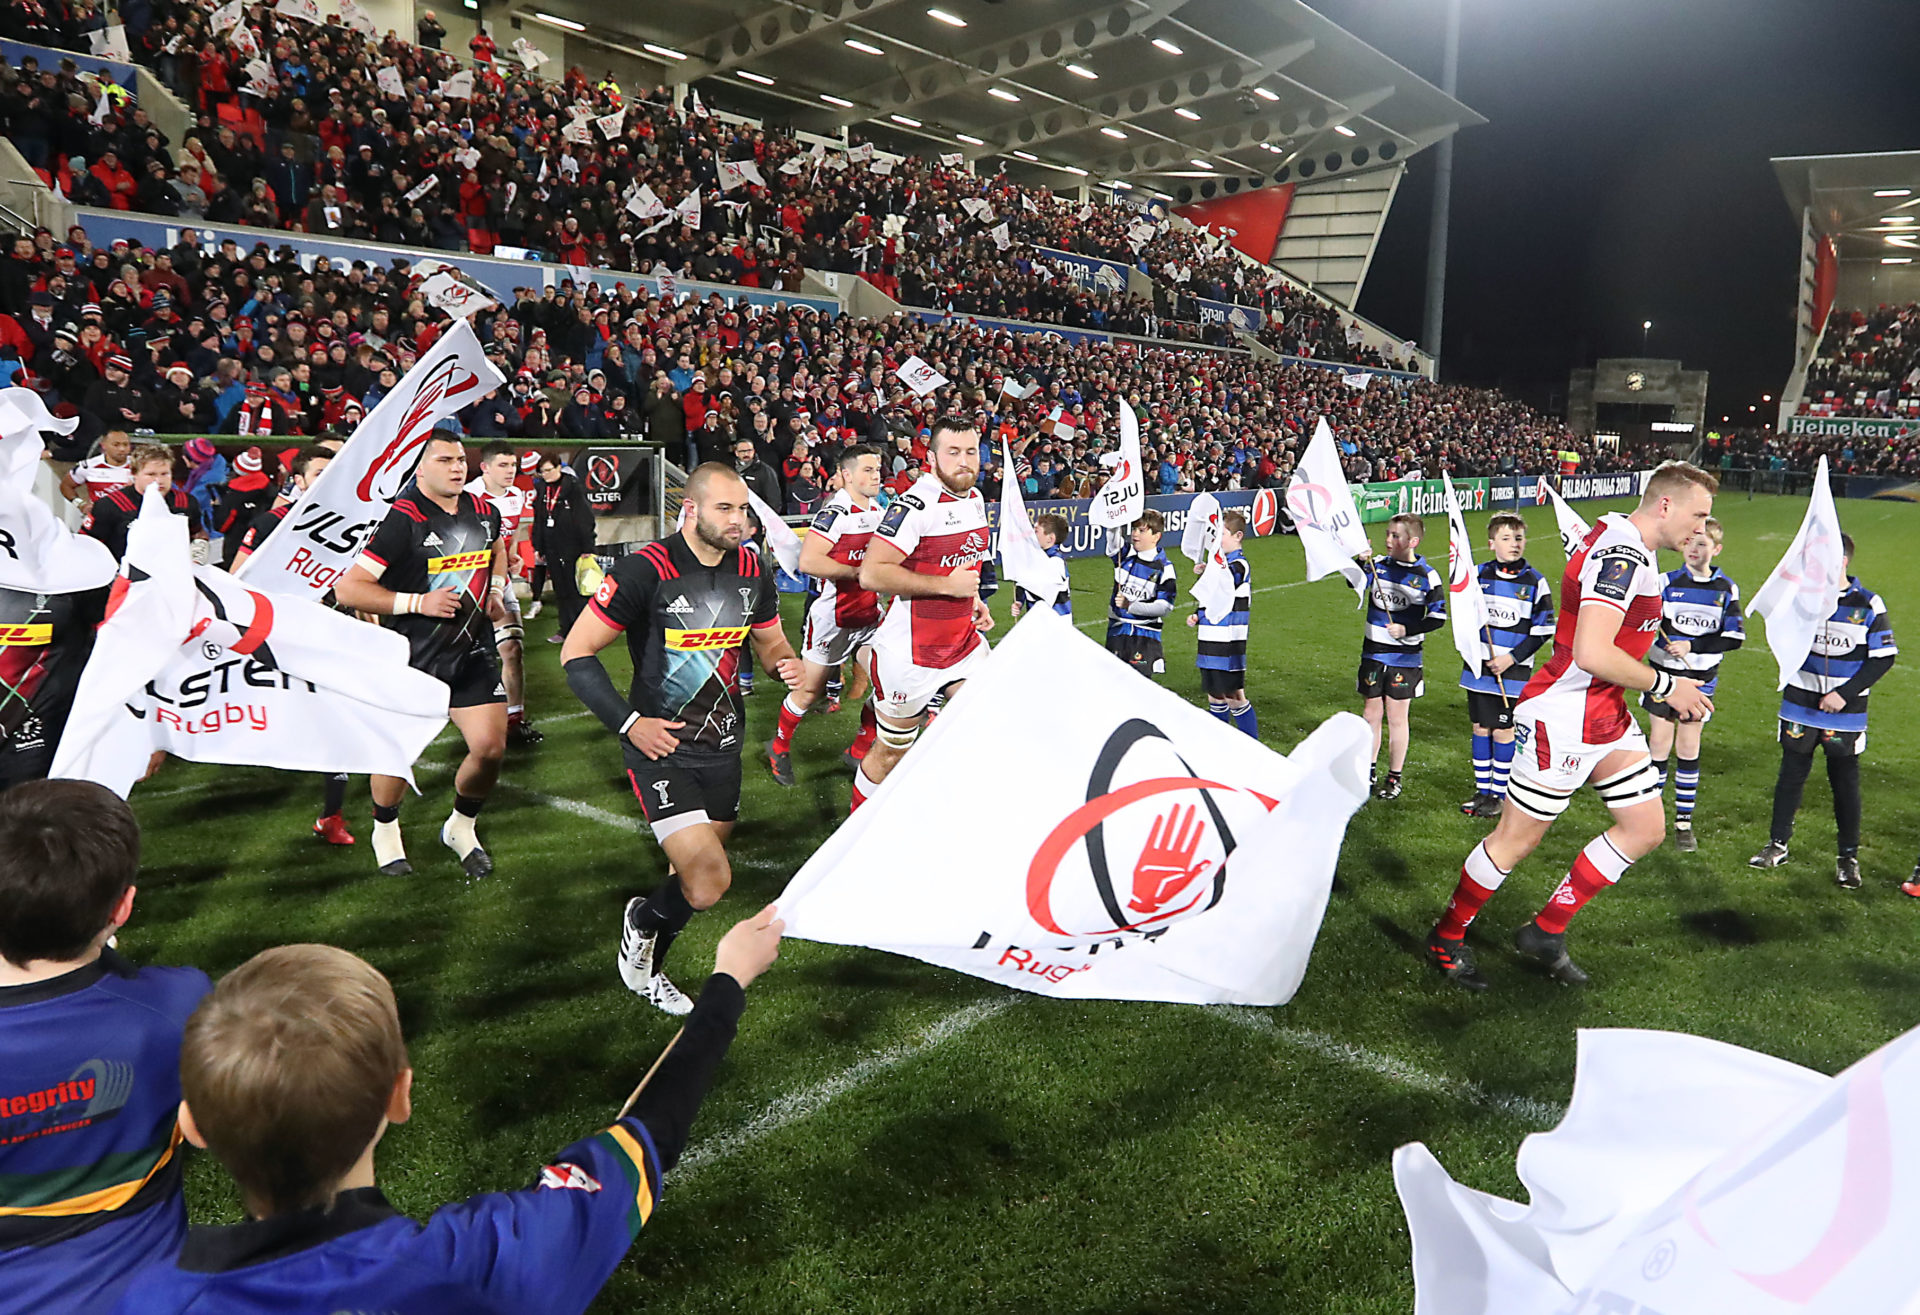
top-left (358, 482), bottom-right (502, 678)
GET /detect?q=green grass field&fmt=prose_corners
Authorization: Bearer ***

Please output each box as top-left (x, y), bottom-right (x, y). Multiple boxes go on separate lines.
top-left (125, 491), bottom-right (1920, 1313)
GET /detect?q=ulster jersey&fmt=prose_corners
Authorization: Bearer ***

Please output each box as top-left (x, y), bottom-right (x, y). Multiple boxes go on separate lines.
top-left (807, 490), bottom-right (883, 627)
top-left (72, 456), bottom-right (133, 503)
top-left (465, 476), bottom-right (531, 540)
top-left (1520, 513), bottom-right (1665, 743)
top-left (359, 484), bottom-right (502, 676)
top-left (586, 535), bottom-right (780, 755)
top-left (871, 474), bottom-right (990, 669)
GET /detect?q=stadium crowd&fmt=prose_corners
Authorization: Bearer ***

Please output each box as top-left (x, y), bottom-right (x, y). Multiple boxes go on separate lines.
top-left (1704, 422), bottom-right (1920, 478)
top-left (0, 0), bottom-right (1394, 358)
top-left (1799, 302), bottom-right (1920, 419)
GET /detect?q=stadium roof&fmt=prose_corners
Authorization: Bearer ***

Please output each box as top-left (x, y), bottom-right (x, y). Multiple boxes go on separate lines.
top-left (1774, 151), bottom-right (1920, 263)
top-left (513, 0), bottom-right (1484, 194)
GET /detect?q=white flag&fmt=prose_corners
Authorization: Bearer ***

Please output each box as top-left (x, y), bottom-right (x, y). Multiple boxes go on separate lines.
top-left (439, 69), bottom-right (473, 100)
top-left (893, 355), bottom-right (949, 398)
top-left (776, 612), bottom-right (1370, 1004)
top-left (420, 271), bottom-right (495, 319)
top-left (1127, 221), bottom-right (1156, 248)
top-left (1540, 475), bottom-right (1592, 561)
top-left (273, 0), bottom-right (320, 22)
top-left (338, 0), bottom-right (376, 35)
top-left (1190, 504), bottom-right (1236, 621)
top-left (689, 88), bottom-right (707, 118)
top-left (674, 191), bottom-right (702, 228)
top-left (1441, 470), bottom-right (1488, 678)
top-left (1088, 399), bottom-right (1145, 530)
top-left (716, 158), bottom-right (766, 192)
top-left (1180, 490), bottom-right (1220, 564)
top-left (939, 152), bottom-right (964, 167)
top-left (997, 376), bottom-right (1039, 403)
top-left (1287, 418), bottom-right (1369, 593)
top-left (210, 0), bottom-right (243, 32)
top-left (1748, 455), bottom-right (1849, 691)
top-left (778, 158), bottom-right (804, 177)
top-left (594, 108), bottom-right (625, 139)
top-left (747, 491), bottom-right (801, 578)
top-left (1077, 204), bottom-right (1093, 221)
top-left (990, 222), bottom-right (1012, 251)
top-left (0, 390), bottom-right (115, 593)
top-left (375, 65), bottom-right (403, 97)
top-left (510, 37), bottom-right (550, 70)
top-left (1340, 370), bottom-right (1372, 389)
top-left (848, 143), bottom-right (874, 164)
top-left (959, 197), bottom-right (993, 221)
top-left (228, 21), bottom-right (258, 55)
top-left (996, 437), bottom-right (1067, 606)
top-left (625, 183), bottom-right (666, 220)
top-left (1396, 1021), bottom-right (1920, 1315)
top-left (404, 174), bottom-right (437, 204)
top-left (237, 321), bottom-right (502, 598)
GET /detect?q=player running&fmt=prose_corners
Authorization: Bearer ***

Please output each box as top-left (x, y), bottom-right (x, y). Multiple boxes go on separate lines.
top-left (466, 441), bottom-right (543, 747)
top-left (561, 463), bottom-right (803, 1015)
top-left (1457, 513), bottom-right (1555, 819)
top-left (1643, 518), bottom-right (1742, 852)
top-left (853, 417), bottom-right (994, 812)
top-left (1424, 462), bottom-right (1718, 990)
top-left (766, 444), bottom-right (884, 788)
top-left (335, 435), bottom-right (511, 880)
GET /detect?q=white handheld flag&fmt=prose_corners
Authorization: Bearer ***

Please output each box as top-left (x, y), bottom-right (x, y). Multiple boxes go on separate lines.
top-left (1190, 503), bottom-right (1236, 621)
top-left (0, 390), bottom-right (116, 593)
top-left (776, 613), bottom-right (1371, 1004)
top-left (210, 0), bottom-right (243, 33)
top-left (747, 491), bottom-right (801, 578)
top-left (420, 271), bottom-right (495, 319)
top-left (1396, 1020), bottom-right (1920, 1315)
top-left (716, 158), bottom-right (766, 192)
top-left (996, 437), bottom-right (1068, 606)
top-left (375, 65), bottom-right (403, 97)
top-left (674, 191), bottom-right (702, 229)
top-left (338, 0), bottom-right (376, 35)
top-left (237, 320), bottom-right (502, 598)
top-left (1441, 470), bottom-right (1489, 678)
top-left (893, 356), bottom-right (949, 398)
top-left (273, 0), bottom-right (320, 21)
top-left (1286, 418), bottom-right (1369, 592)
top-left (404, 174), bottom-right (438, 204)
top-left (1088, 399), bottom-right (1145, 529)
top-left (996, 376), bottom-right (1039, 403)
top-left (1540, 476), bottom-right (1592, 561)
top-left (689, 88), bottom-right (708, 118)
top-left (625, 184), bottom-right (666, 220)
top-left (1748, 455), bottom-right (1849, 691)
top-left (990, 221), bottom-right (1012, 251)
top-left (939, 152), bottom-right (964, 168)
top-left (1180, 491), bottom-right (1221, 564)
top-left (595, 108), bottom-right (625, 139)
top-left (439, 69), bottom-right (473, 100)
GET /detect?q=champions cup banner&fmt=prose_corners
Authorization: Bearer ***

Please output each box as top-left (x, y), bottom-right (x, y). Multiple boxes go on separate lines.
top-left (1031, 246), bottom-right (1133, 297)
top-left (1191, 297), bottom-right (1266, 333)
top-left (987, 489), bottom-right (1274, 559)
top-left (1784, 415), bottom-right (1920, 441)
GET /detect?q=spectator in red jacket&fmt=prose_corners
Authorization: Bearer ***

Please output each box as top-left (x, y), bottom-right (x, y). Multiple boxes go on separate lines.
top-left (90, 149), bottom-right (138, 210)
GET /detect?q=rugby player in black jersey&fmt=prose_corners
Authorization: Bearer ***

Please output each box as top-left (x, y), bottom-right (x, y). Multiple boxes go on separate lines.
top-left (561, 463), bottom-right (804, 1014)
top-left (335, 435), bottom-right (510, 879)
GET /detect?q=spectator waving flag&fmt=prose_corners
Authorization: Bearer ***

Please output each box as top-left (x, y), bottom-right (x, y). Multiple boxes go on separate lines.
top-left (1749, 455), bottom-right (1850, 690)
top-left (339, 0), bottom-right (376, 35)
top-left (939, 152), bottom-right (964, 168)
top-left (594, 108), bottom-right (625, 139)
top-left (0, 389), bottom-right (115, 594)
top-left (1043, 405), bottom-right (1077, 442)
top-left (991, 222), bottom-right (1013, 251)
top-left (420, 271), bottom-right (495, 320)
top-left (375, 64), bottom-right (403, 97)
top-left (894, 355), bottom-right (949, 397)
top-left (1287, 418), bottom-right (1369, 594)
top-left (1089, 400), bottom-right (1144, 529)
top-left (625, 183), bottom-right (666, 219)
top-left (776, 613), bottom-right (1371, 1003)
top-left (997, 436), bottom-right (1068, 607)
top-left (674, 191), bottom-right (702, 228)
top-left (438, 69), bottom-right (473, 100)
top-left (1441, 470), bottom-right (1490, 680)
top-left (1540, 476), bottom-right (1592, 561)
top-left (210, 0), bottom-right (243, 32)
top-left (1340, 371), bottom-right (1373, 389)
top-left (997, 376), bottom-right (1039, 404)
top-left (717, 158), bottom-right (766, 192)
top-left (52, 491), bottom-right (448, 798)
top-left (273, 0), bottom-right (320, 22)
top-left (237, 320), bottom-right (502, 598)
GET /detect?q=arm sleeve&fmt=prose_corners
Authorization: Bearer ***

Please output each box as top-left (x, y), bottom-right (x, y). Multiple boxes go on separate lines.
top-left (566, 656), bottom-right (633, 733)
top-left (807, 502), bottom-right (843, 545)
top-left (749, 569), bottom-right (779, 627)
top-left (586, 558), bottom-right (648, 633)
top-left (625, 972), bottom-right (746, 1171)
top-left (1836, 654), bottom-right (1895, 701)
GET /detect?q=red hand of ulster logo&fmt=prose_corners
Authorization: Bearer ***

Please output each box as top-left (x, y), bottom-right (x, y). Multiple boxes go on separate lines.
top-left (1126, 802), bottom-right (1214, 915)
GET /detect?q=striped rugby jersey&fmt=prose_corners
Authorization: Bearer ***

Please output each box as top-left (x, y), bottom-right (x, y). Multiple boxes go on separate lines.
top-left (1363, 554), bottom-right (1446, 667)
top-left (1107, 548), bottom-right (1177, 640)
top-left (1779, 576), bottom-right (1896, 734)
top-left (1457, 557), bottom-right (1554, 698)
top-left (1649, 566), bottom-right (1744, 684)
top-left (1196, 551), bottom-right (1251, 673)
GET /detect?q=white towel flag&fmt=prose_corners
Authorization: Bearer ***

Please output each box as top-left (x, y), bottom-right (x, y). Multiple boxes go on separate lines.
top-left (1441, 470), bottom-right (1489, 678)
top-left (1286, 418), bottom-right (1369, 593)
top-left (0, 389), bottom-right (116, 594)
top-left (1748, 455), bottom-right (1850, 690)
top-left (996, 436), bottom-right (1067, 606)
top-left (893, 355), bottom-right (949, 398)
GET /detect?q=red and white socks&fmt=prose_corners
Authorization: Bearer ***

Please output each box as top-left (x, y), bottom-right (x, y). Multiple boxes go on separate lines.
top-left (1435, 840), bottom-right (1510, 940)
top-left (1534, 833), bottom-right (1633, 935)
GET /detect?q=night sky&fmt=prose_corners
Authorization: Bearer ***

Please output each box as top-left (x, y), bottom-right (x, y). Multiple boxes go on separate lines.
top-left (1304, 0), bottom-right (1920, 421)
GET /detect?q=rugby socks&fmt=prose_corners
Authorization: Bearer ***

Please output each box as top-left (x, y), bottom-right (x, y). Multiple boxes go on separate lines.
top-left (1490, 737), bottom-right (1514, 799)
top-left (772, 696), bottom-right (806, 754)
top-left (826, 675), bottom-right (843, 703)
top-left (1435, 841), bottom-right (1509, 940)
top-left (442, 794), bottom-right (487, 860)
top-left (1830, 753), bottom-right (1862, 857)
top-left (1207, 696), bottom-right (1232, 724)
top-left (631, 875), bottom-right (696, 972)
top-left (1471, 731), bottom-right (1492, 796)
top-left (1674, 756), bottom-right (1699, 822)
top-left (1533, 833), bottom-right (1633, 935)
top-left (322, 772), bottom-right (348, 817)
top-left (1228, 697), bottom-right (1257, 739)
top-left (1654, 754), bottom-right (1669, 793)
top-left (848, 703), bottom-right (876, 761)
top-left (1770, 749), bottom-right (1813, 847)
top-left (508, 704), bottom-right (525, 725)
top-left (453, 793), bottom-right (486, 818)
top-left (850, 763), bottom-right (879, 813)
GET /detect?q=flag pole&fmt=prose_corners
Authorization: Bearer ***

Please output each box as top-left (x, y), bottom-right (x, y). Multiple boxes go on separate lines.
top-left (616, 1027), bottom-right (683, 1120)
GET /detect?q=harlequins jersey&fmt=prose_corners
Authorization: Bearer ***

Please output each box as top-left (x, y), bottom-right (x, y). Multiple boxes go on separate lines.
top-left (238, 504), bottom-right (290, 556)
top-left (358, 483), bottom-right (502, 678)
top-left (83, 486), bottom-right (203, 561)
top-left (0, 586), bottom-right (100, 779)
top-left (586, 534), bottom-right (780, 756)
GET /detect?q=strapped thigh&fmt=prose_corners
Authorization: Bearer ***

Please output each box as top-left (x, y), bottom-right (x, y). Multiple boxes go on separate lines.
top-left (1594, 757), bottom-right (1662, 811)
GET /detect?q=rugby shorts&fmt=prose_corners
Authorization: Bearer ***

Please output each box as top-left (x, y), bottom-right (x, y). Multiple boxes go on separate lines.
top-left (623, 742), bottom-right (742, 841)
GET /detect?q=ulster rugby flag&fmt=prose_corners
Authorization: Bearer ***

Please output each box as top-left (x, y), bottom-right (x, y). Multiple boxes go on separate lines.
top-left (53, 490), bottom-right (448, 796)
top-left (777, 611), bottom-right (1370, 1004)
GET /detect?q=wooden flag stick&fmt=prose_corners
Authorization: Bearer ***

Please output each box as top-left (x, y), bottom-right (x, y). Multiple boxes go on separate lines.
top-left (617, 1027), bottom-right (683, 1120)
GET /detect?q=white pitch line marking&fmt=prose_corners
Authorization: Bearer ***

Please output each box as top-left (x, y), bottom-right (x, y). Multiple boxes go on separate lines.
top-left (1209, 1006), bottom-right (1565, 1126)
top-left (670, 998), bottom-right (1015, 1182)
top-left (507, 785), bottom-right (635, 832)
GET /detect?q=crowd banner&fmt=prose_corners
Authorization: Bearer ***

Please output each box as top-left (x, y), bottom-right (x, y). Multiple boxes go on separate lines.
top-left (1, 40), bottom-right (138, 93)
top-left (906, 309), bottom-right (1116, 350)
top-left (1191, 296), bottom-right (1265, 333)
top-left (1783, 415), bottom-right (1920, 442)
top-left (1032, 246), bottom-right (1132, 298)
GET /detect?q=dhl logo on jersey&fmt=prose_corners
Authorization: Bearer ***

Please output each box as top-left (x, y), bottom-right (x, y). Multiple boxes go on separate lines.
top-left (0, 624), bottom-right (53, 646)
top-left (427, 549), bottom-right (493, 574)
top-left (665, 626), bottom-right (750, 652)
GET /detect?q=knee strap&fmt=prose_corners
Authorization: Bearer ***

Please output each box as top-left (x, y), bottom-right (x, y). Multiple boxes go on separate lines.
top-left (875, 718), bottom-right (921, 751)
top-left (1594, 758), bottom-right (1663, 809)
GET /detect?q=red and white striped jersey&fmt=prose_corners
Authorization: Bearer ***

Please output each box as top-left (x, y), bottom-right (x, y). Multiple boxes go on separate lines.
top-left (871, 473), bottom-right (989, 669)
top-left (464, 477), bottom-right (531, 540)
top-left (808, 488), bottom-right (883, 627)
top-left (72, 455), bottom-right (133, 502)
top-left (1519, 513), bottom-right (1665, 743)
